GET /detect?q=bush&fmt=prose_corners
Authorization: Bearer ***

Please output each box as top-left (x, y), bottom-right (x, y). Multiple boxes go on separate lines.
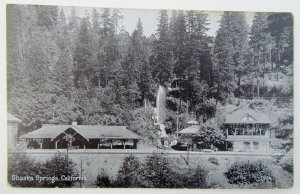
top-left (8, 152), bottom-right (41, 187)
top-left (185, 165), bottom-right (209, 188)
top-left (279, 156), bottom-right (293, 174)
top-left (224, 160), bottom-right (276, 188)
top-left (95, 169), bottom-right (114, 187)
top-left (115, 155), bottom-right (143, 187)
top-left (142, 152), bottom-right (174, 188)
top-left (40, 152), bottom-right (78, 187)
top-left (8, 152), bottom-right (78, 188)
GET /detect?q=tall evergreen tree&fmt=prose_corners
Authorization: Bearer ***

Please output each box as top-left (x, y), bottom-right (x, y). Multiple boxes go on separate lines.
top-left (230, 12), bottom-right (250, 87)
top-left (249, 12), bottom-right (274, 97)
top-left (95, 8), bottom-right (120, 87)
top-left (171, 11), bottom-right (189, 78)
top-left (73, 18), bottom-right (92, 89)
top-left (35, 5), bottom-right (58, 30)
top-left (212, 12), bottom-right (235, 105)
top-left (185, 11), bottom-right (211, 103)
top-left (92, 8), bottom-right (100, 31)
top-left (151, 10), bottom-right (173, 85)
top-left (267, 13), bottom-right (293, 67)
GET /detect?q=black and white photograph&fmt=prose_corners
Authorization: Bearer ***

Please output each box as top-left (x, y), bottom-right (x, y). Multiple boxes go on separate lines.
top-left (5, 2), bottom-right (294, 189)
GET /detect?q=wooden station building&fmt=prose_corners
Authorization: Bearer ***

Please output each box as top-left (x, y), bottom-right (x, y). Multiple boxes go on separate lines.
top-left (20, 122), bottom-right (141, 149)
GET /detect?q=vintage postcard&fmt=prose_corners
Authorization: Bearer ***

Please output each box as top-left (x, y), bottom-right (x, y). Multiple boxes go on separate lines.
top-left (5, 2), bottom-right (294, 189)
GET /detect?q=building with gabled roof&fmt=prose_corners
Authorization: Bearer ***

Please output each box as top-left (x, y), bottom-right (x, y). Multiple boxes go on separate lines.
top-left (20, 123), bottom-right (141, 149)
top-left (177, 119), bottom-right (201, 150)
top-left (225, 108), bottom-right (271, 124)
top-left (8, 113), bottom-right (22, 150)
top-left (224, 108), bottom-right (272, 152)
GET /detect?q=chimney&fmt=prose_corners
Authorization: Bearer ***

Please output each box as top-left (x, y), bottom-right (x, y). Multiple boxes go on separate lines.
top-left (72, 121), bottom-right (77, 126)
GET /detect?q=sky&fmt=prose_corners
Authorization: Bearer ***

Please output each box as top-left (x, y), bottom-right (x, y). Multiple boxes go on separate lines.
top-left (63, 6), bottom-right (254, 37)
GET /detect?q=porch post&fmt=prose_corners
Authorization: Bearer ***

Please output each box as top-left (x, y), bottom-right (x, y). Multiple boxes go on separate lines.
top-left (55, 140), bottom-right (59, 149)
top-left (259, 124), bottom-right (261, 135)
top-left (37, 139), bottom-right (43, 149)
top-left (110, 140), bottom-right (113, 149)
top-left (123, 140), bottom-right (126, 149)
top-left (133, 140), bottom-right (137, 149)
top-left (25, 139), bottom-right (28, 149)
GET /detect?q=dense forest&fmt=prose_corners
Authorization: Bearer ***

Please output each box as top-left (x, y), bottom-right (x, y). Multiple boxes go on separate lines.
top-left (7, 5), bottom-right (293, 138)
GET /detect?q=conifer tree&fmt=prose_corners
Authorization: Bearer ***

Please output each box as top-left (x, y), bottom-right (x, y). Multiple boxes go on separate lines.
top-left (73, 18), bottom-right (92, 89)
top-left (152, 10), bottom-right (173, 85)
top-left (212, 12), bottom-right (235, 104)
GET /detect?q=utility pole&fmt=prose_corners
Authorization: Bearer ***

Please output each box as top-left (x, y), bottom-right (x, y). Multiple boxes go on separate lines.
top-left (187, 144), bottom-right (190, 166)
top-left (80, 158), bottom-right (83, 188)
top-left (176, 109), bottom-right (179, 138)
top-left (256, 70), bottom-right (260, 98)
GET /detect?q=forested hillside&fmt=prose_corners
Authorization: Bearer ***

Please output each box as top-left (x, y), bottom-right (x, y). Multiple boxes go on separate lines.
top-left (7, 5), bottom-right (293, 136)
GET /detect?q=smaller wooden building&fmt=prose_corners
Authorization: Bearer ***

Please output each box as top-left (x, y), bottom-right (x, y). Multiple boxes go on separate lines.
top-left (20, 123), bottom-right (141, 149)
top-left (177, 120), bottom-right (200, 149)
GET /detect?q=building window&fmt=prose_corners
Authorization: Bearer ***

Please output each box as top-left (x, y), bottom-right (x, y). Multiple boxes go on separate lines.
top-left (261, 128), bottom-right (266, 135)
top-left (243, 142), bottom-right (251, 150)
top-left (253, 142), bottom-right (259, 150)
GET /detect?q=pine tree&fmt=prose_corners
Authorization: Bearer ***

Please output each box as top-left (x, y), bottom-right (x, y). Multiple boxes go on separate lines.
top-left (35, 5), bottom-right (58, 30)
top-left (7, 5), bottom-right (32, 119)
top-left (267, 13), bottom-right (293, 67)
top-left (73, 18), bottom-right (92, 89)
top-left (249, 12), bottom-right (274, 97)
top-left (152, 10), bottom-right (173, 85)
top-left (185, 11), bottom-right (211, 109)
top-left (212, 12), bottom-right (235, 105)
top-left (69, 7), bottom-right (78, 30)
top-left (95, 8), bottom-right (120, 87)
top-left (230, 12), bottom-right (250, 87)
top-left (171, 10), bottom-right (189, 78)
top-left (92, 8), bottom-right (100, 31)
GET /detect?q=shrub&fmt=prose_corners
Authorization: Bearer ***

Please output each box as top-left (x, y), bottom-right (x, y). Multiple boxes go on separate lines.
top-left (279, 156), bottom-right (293, 174)
top-left (40, 152), bottom-right (78, 187)
top-left (142, 152), bottom-right (174, 188)
top-left (8, 152), bottom-right (78, 188)
top-left (95, 169), bottom-right (114, 187)
top-left (185, 165), bottom-right (209, 188)
top-left (115, 155), bottom-right (143, 187)
top-left (224, 160), bottom-right (276, 188)
top-left (8, 152), bottom-right (40, 187)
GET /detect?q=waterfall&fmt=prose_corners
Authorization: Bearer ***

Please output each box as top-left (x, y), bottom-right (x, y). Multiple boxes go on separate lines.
top-left (156, 85), bottom-right (166, 124)
top-left (156, 85), bottom-right (167, 138)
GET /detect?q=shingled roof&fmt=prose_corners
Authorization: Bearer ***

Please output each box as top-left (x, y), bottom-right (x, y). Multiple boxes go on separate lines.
top-left (186, 120), bottom-right (199, 125)
top-left (225, 108), bottom-right (271, 124)
top-left (20, 125), bottom-right (141, 140)
top-left (178, 126), bottom-right (200, 134)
